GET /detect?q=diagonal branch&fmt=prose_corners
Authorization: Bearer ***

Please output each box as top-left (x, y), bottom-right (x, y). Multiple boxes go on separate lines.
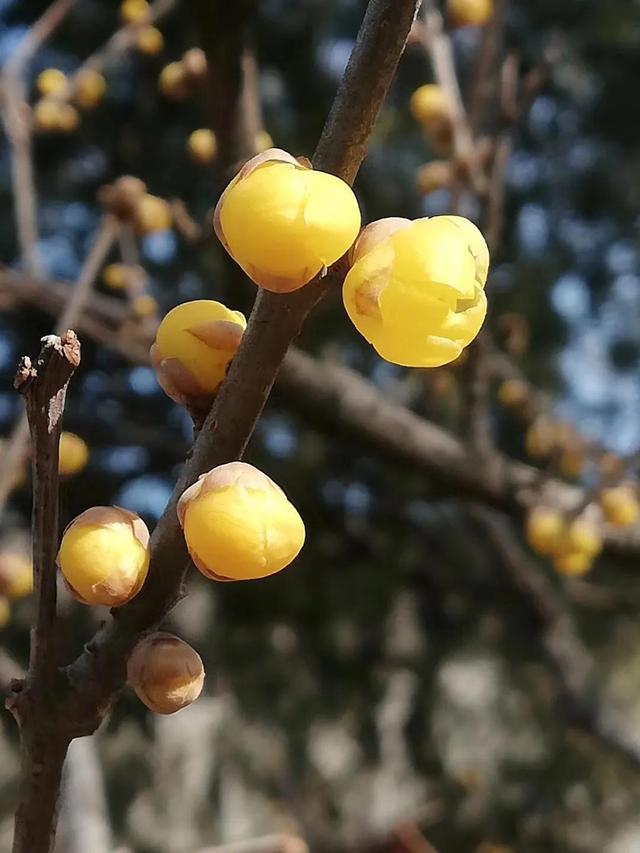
top-left (473, 508), bottom-right (640, 769)
top-left (61, 0), bottom-right (422, 733)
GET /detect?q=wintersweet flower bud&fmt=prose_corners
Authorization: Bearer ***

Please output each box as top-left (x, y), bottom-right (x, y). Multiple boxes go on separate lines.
top-left (552, 550), bottom-right (593, 577)
top-left (59, 431), bottom-right (89, 476)
top-left (0, 598), bottom-right (9, 630)
top-left (103, 262), bottom-right (134, 290)
top-left (497, 378), bottom-right (529, 409)
top-left (33, 99), bottom-right (78, 134)
top-left (409, 84), bottom-right (449, 126)
top-left (187, 128), bottom-right (217, 165)
top-left (177, 462), bottom-right (305, 581)
top-left (132, 294), bottom-right (158, 318)
top-left (73, 69), bottom-right (106, 110)
top-left (136, 25), bottom-right (164, 56)
top-left (127, 632), bottom-right (204, 714)
top-left (135, 194), bottom-right (172, 233)
top-left (343, 215), bottom-right (489, 367)
top-left (182, 48), bottom-right (207, 85)
top-left (151, 300), bottom-right (246, 406)
top-left (525, 507), bottom-right (564, 557)
top-left (416, 161), bottom-right (453, 196)
top-left (36, 68), bottom-right (68, 98)
top-left (0, 551), bottom-right (33, 599)
top-left (447, 0), bottom-right (493, 28)
top-left (214, 148), bottom-right (361, 293)
top-left (57, 506), bottom-right (150, 606)
top-left (158, 62), bottom-right (188, 99)
top-left (120, 0), bottom-right (150, 24)
top-left (600, 485), bottom-right (640, 528)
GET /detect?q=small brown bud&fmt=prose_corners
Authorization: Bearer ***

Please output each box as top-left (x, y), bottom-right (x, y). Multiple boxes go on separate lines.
top-left (127, 632), bottom-right (205, 714)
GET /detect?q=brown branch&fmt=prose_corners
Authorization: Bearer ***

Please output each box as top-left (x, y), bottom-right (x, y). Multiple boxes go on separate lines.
top-left (9, 330), bottom-right (81, 853)
top-left (4, 267), bottom-right (640, 563)
top-left (56, 0), bottom-right (421, 738)
top-left (1, 0), bottom-right (78, 276)
top-left (472, 508), bottom-right (640, 769)
top-left (421, 1), bottom-right (486, 194)
top-left (0, 219), bottom-right (117, 512)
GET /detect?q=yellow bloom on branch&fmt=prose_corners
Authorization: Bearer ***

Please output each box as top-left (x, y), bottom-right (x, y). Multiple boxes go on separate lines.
top-left (0, 551), bottom-right (33, 599)
top-left (59, 431), bottom-right (89, 476)
top-left (447, 0), bottom-right (493, 28)
top-left (409, 84), bottom-right (449, 126)
top-left (342, 215), bottom-right (489, 368)
top-left (600, 485), bottom-right (640, 527)
top-left (151, 300), bottom-right (246, 406)
top-left (57, 506), bottom-right (150, 607)
top-left (177, 462), bottom-right (305, 581)
top-left (525, 507), bottom-right (564, 557)
top-left (36, 68), bottom-right (68, 98)
top-left (127, 632), bottom-right (204, 715)
top-left (73, 69), bottom-right (106, 110)
top-left (214, 148), bottom-right (361, 293)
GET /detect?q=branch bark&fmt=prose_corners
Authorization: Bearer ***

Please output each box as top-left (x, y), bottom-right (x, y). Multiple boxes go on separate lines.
top-left (61, 0), bottom-right (422, 745)
top-left (9, 331), bottom-right (81, 853)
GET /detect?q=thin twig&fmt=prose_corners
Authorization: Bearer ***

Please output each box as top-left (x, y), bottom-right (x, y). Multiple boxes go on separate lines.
top-left (421, 1), bottom-right (486, 194)
top-left (1, 0), bottom-right (78, 276)
top-left (0, 219), bottom-right (117, 513)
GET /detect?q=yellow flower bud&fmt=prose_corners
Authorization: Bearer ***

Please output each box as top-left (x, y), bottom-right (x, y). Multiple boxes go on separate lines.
top-left (552, 550), bottom-right (593, 577)
top-left (73, 69), bottom-right (106, 110)
top-left (497, 378), bottom-right (529, 409)
top-left (136, 25), bottom-right (164, 56)
top-left (409, 84), bottom-right (449, 126)
top-left (0, 597), bottom-right (9, 630)
top-left (525, 418), bottom-right (556, 460)
top-left (564, 516), bottom-right (602, 559)
top-left (132, 294), bottom-right (158, 318)
top-left (343, 215), bottom-right (488, 367)
top-left (135, 194), bottom-right (172, 234)
top-left (525, 507), bottom-right (564, 557)
top-left (158, 62), bottom-right (188, 99)
top-left (181, 48), bottom-right (207, 84)
top-left (103, 262), bottom-right (131, 290)
top-left (151, 300), bottom-right (246, 405)
top-left (187, 128), bottom-right (217, 165)
top-left (59, 431), bottom-right (89, 476)
top-left (33, 99), bottom-right (66, 133)
top-left (177, 462), bottom-right (305, 581)
top-left (36, 68), bottom-right (68, 98)
top-left (416, 161), bottom-right (453, 195)
top-left (120, 0), bottom-right (150, 24)
top-left (57, 506), bottom-right (150, 607)
top-left (57, 103), bottom-right (80, 134)
top-left (600, 485), bottom-right (640, 527)
top-left (127, 632), bottom-right (204, 714)
top-left (255, 130), bottom-right (274, 152)
top-left (214, 148), bottom-right (361, 293)
top-left (558, 447), bottom-right (584, 480)
top-left (0, 551), bottom-right (33, 599)
top-left (447, 0), bottom-right (493, 28)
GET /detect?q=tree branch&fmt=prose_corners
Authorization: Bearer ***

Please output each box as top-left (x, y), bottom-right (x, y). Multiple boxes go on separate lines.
top-left (9, 330), bottom-right (81, 853)
top-left (472, 508), bottom-right (640, 769)
top-left (4, 268), bottom-right (640, 562)
top-left (59, 0), bottom-right (422, 733)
